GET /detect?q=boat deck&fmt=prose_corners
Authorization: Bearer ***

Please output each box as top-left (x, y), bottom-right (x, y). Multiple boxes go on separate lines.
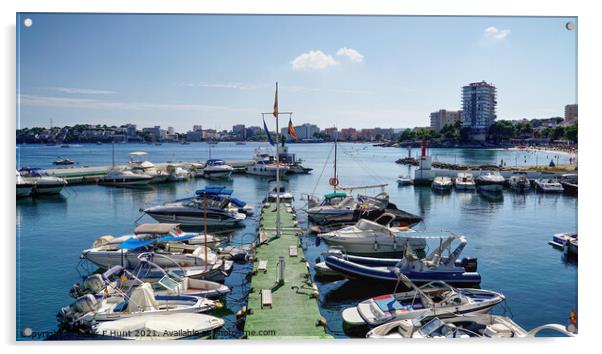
top-left (244, 202), bottom-right (331, 339)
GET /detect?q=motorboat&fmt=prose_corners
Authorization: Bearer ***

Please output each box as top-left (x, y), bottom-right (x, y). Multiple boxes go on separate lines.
top-left (53, 158), bottom-right (75, 165)
top-left (397, 176), bottom-right (413, 186)
top-left (454, 173), bottom-right (476, 190)
top-left (307, 191), bottom-right (389, 225)
top-left (58, 282), bottom-right (216, 331)
top-left (18, 167), bottom-right (67, 195)
top-left (99, 168), bottom-right (153, 186)
top-left (128, 151), bottom-right (169, 184)
top-left (166, 165), bottom-right (191, 182)
top-left (266, 180), bottom-right (294, 203)
top-left (142, 196), bottom-right (246, 227)
top-left (202, 159), bottom-right (233, 179)
top-left (71, 259), bottom-right (230, 300)
top-left (324, 233), bottom-right (481, 285)
top-left (475, 171), bottom-right (505, 192)
top-left (431, 177), bottom-right (453, 192)
top-left (92, 313), bottom-right (225, 340)
top-left (194, 186), bottom-right (254, 215)
top-left (549, 232), bottom-right (578, 249)
top-left (564, 237), bottom-right (578, 257)
top-left (366, 313), bottom-right (575, 338)
top-left (534, 178), bottom-right (564, 193)
top-left (278, 145), bottom-right (312, 174)
top-left (245, 147), bottom-right (289, 177)
top-left (342, 278), bottom-right (504, 327)
top-left (318, 213), bottom-right (425, 257)
top-left (560, 173), bottom-right (578, 196)
top-left (16, 170), bottom-right (34, 198)
top-left (80, 225), bottom-right (233, 280)
top-left (508, 172), bottom-right (531, 192)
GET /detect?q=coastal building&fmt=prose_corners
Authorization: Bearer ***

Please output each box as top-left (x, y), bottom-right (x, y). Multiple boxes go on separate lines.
top-left (185, 129), bottom-right (202, 142)
top-left (142, 126), bottom-right (166, 141)
top-left (232, 124), bottom-right (247, 140)
top-left (462, 81), bottom-right (497, 140)
top-left (340, 128), bottom-right (358, 141)
top-left (564, 104), bottom-right (578, 124)
top-left (373, 127), bottom-right (395, 140)
top-left (202, 129), bottom-right (217, 139)
top-left (246, 126), bottom-right (262, 139)
top-left (193, 125), bottom-right (203, 132)
top-left (359, 128), bottom-right (374, 141)
top-left (323, 127), bottom-right (339, 140)
top-left (167, 126), bottom-right (174, 135)
top-left (430, 109), bottom-right (463, 132)
top-left (125, 124), bottom-right (137, 137)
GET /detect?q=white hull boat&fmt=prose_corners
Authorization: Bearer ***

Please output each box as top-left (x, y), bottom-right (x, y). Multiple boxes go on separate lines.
top-left (318, 214), bottom-right (424, 257)
top-left (100, 169), bottom-right (153, 186)
top-left (432, 177), bottom-right (453, 192)
top-left (16, 170), bottom-right (34, 198)
top-left (93, 313), bottom-right (225, 340)
top-left (454, 173), bottom-right (476, 190)
top-left (342, 280), bottom-right (504, 327)
top-left (18, 167), bottom-right (68, 195)
top-left (367, 313), bottom-right (575, 338)
top-left (203, 159), bottom-right (233, 179)
top-left (535, 178), bottom-right (564, 193)
top-left (475, 172), bottom-right (505, 192)
top-left (509, 172), bottom-right (531, 192)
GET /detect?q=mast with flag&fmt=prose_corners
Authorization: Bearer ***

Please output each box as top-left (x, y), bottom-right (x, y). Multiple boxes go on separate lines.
top-left (261, 82), bottom-right (293, 237)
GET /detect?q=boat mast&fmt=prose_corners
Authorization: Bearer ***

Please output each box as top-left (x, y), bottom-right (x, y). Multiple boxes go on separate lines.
top-left (204, 193), bottom-right (208, 267)
top-left (275, 83), bottom-right (281, 238)
top-left (111, 140), bottom-right (115, 169)
top-left (333, 135), bottom-right (338, 192)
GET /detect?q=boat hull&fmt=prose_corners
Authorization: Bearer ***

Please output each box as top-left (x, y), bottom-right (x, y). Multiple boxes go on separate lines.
top-left (145, 212), bottom-right (244, 227)
top-left (16, 185), bottom-right (33, 197)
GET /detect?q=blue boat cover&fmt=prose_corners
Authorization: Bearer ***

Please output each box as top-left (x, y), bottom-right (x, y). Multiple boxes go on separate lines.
top-left (159, 234), bottom-right (196, 242)
top-left (230, 197), bottom-right (246, 207)
top-left (195, 185), bottom-right (233, 196)
top-left (117, 238), bottom-right (157, 250)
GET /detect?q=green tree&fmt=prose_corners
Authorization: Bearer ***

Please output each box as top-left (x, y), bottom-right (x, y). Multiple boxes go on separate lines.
top-left (565, 124), bottom-right (578, 143)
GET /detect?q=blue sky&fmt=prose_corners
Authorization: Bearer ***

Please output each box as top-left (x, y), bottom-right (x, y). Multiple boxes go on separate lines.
top-left (17, 14), bottom-right (577, 132)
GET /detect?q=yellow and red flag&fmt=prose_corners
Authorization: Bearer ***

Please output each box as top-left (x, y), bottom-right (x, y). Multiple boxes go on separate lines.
top-left (288, 117), bottom-right (298, 142)
top-left (273, 82), bottom-right (279, 118)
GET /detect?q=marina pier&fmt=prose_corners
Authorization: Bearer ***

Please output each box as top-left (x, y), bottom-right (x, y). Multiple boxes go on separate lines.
top-left (243, 201), bottom-right (331, 339)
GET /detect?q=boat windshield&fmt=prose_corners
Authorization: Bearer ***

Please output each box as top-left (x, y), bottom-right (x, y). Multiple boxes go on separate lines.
top-left (356, 219), bottom-right (387, 232)
top-left (418, 318), bottom-right (446, 337)
top-left (157, 274), bottom-right (180, 291)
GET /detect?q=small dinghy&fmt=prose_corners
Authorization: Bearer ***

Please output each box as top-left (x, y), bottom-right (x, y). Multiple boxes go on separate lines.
top-left (53, 158), bottom-right (75, 165)
top-left (324, 233), bottom-right (481, 285)
top-left (342, 276), bottom-right (504, 327)
top-left (93, 313), bottom-right (225, 340)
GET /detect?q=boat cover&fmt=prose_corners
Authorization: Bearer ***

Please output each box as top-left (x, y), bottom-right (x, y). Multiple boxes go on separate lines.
top-left (159, 234), bottom-right (196, 242)
top-left (118, 238), bottom-right (157, 250)
top-left (196, 186), bottom-right (233, 196)
top-left (125, 283), bottom-right (159, 313)
top-left (230, 197), bottom-right (246, 207)
top-left (134, 223), bottom-right (180, 234)
top-left (324, 192), bottom-right (347, 199)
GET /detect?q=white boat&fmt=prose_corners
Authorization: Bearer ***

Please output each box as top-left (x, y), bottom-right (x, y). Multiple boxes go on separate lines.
top-left (267, 180), bottom-right (294, 202)
top-left (318, 213), bottom-right (424, 257)
top-left (508, 172), bottom-right (531, 192)
top-left (202, 159), bottom-right (233, 179)
top-left (16, 170), bottom-right (34, 198)
top-left (367, 313), bottom-right (575, 338)
top-left (431, 176), bottom-right (453, 192)
top-left (128, 151), bottom-right (169, 184)
top-left (454, 173), bottom-right (476, 190)
top-left (342, 278), bottom-right (505, 327)
top-left (142, 197), bottom-right (246, 227)
top-left (166, 165), bottom-right (191, 182)
top-left (475, 171), bottom-right (505, 192)
top-left (534, 178), bottom-right (564, 193)
top-left (99, 168), bottom-right (153, 186)
top-left (307, 191), bottom-right (390, 225)
top-left (93, 313), bottom-right (225, 340)
top-left (58, 283), bottom-right (216, 330)
top-left (564, 237), bottom-right (578, 257)
top-left (18, 167), bottom-right (67, 195)
top-left (397, 176), bottom-right (413, 186)
top-left (549, 232), bottom-right (578, 249)
top-left (245, 147), bottom-right (289, 177)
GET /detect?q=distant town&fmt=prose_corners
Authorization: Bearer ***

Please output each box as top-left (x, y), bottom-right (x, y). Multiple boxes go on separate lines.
top-left (17, 81), bottom-right (578, 148)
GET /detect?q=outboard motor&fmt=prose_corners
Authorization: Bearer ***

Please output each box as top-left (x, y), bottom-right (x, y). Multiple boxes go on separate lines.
top-left (69, 283), bottom-right (85, 299)
top-left (83, 274), bottom-right (105, 294)
top-left (460, 257), bottom-right (478, 272)
top-left (74, 294), bottom-right (99, 314)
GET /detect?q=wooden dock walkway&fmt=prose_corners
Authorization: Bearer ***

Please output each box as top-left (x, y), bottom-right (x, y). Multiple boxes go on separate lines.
top-left (244, 201), bottom-right (331, 340)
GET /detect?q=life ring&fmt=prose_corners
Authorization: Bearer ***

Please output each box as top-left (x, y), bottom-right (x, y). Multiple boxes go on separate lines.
top-left (329, 177), bottom-right (339, 187)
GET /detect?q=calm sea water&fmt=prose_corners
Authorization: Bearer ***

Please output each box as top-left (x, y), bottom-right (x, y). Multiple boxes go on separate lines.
top-left (16, 143), bottom-right (577, 340)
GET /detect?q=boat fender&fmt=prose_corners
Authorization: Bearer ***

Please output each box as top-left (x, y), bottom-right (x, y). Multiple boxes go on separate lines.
top-left (214, 301), bottom-right (223, 309)
top-left (315, 237), bottom-right (321, 246)
top-left (316, 316), bottom-right (328, 327)
top-left (373, 240), bottom-right (379, 250)
top-left (393, 239), bottom-right (397, 251)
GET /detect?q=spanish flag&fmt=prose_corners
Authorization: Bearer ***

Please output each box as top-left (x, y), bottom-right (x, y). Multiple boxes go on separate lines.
top-left (273, 82), bottom-right (278, 118)
top-left (288, 117), bottom-right (298, 142)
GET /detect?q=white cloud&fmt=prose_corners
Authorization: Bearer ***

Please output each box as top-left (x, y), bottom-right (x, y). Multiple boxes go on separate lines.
top-left (483, 26), bottom-right (511, 41)
top-left (181, 82), bottom-right (261, 90)
top-left (336, 47), bottom-right (364, 63)
top-left (290, 50), bottom-right (339, 71)
top-left (55, 87), bottom-right (117, 95)
top-left (19, 94), bottom-right (252, 113)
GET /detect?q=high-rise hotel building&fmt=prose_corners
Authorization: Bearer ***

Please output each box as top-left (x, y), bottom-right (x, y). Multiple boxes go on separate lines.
top-left (461, 81), bottom-right (497, 131)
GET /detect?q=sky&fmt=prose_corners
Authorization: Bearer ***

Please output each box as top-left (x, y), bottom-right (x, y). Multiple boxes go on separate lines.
top-left (16, 14), bottom-right (577, 132)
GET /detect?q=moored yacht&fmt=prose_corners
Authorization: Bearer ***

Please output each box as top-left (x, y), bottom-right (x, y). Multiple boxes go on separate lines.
top-left (142, 197), bottom-right (246, 227)
top-left (454, 172), bottom-right (476, 190)
top-left (508, 172), bottom-right (531, 192)
top-left (534, 177), bottom-right (564, 193)
top-left (245, 147), bottom-right (289, 177)
top-left (431, 176), bottom-right (453, 192)
top-left (202, 159), bottom-right (233, 179)
top-left (18, 167), bottom-right (67, 195)
top-left (475, 171), bottom-right (505, 192)
top-left (99, 168), bottom-right (153, 186)
top-left (128, 151), bottom-right (169, 184)
top-left (16, 170), bottom-right (34, 198)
